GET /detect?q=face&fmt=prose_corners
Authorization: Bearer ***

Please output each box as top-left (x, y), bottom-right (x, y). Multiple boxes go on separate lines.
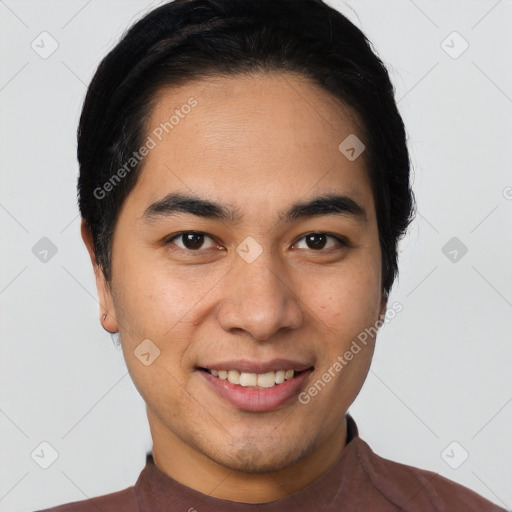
top-left (85, 72), bottom-right (387, 474)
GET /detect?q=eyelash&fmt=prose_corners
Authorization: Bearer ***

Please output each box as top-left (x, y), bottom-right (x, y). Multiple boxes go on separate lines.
top-left (164, 231), bottom-right (349, 252)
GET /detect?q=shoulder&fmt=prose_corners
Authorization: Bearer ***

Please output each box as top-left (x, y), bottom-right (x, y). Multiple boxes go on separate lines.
top-left (354, 438), bottom-right (506, 512)
top-left (34, 486), bottom-right (138, 512)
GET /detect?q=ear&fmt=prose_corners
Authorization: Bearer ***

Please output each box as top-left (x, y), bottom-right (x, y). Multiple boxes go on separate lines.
top-left (80, 219), bottom-right (118, 333)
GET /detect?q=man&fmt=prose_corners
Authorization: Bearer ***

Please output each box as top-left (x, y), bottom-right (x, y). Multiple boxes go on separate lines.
top-left (37, 0), bottom-right (506, 510)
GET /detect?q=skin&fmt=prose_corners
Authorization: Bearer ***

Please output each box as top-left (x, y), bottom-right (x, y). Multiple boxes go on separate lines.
top-left (82, 71), bottom-right (387, 502)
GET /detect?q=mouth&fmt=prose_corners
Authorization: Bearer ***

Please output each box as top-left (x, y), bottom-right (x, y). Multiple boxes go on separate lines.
top-left (197, 363), bottom-right (314, 412)
top-left (199, 368), bottom-right (308, 389)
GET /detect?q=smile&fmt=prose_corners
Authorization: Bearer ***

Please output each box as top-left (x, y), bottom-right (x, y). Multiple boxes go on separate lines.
top-left (198, 364), bottom-right (314, 412)
top-left (201, 368), bottom-right (297, 388)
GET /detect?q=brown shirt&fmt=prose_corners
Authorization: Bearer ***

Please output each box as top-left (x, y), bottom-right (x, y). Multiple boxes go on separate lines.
top-left (36, 415), bottom-right (506, 512)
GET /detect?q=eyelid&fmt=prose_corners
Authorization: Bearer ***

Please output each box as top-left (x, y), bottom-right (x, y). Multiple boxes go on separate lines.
top-left (292, 232), bottom-right (349, 250)
top-left (164, 231), bottom-right (350, 252)
top-left (165, 231), bottom-right (219, 251)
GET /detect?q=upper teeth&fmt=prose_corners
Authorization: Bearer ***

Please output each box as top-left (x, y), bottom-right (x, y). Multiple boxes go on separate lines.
top-left (210, 369), bottom-right (295, 388)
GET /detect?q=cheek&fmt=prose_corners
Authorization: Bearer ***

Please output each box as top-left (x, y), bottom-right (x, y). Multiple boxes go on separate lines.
top-left (300, 264), bottom-right (381, 413)
top-left (113, 249), bottom-right (220, 339)
top-left (300, 254), bottom-right (382, 336)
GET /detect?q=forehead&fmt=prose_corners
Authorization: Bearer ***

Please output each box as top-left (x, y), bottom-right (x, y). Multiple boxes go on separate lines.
top-left (127, 71), bottom-right (374, 220)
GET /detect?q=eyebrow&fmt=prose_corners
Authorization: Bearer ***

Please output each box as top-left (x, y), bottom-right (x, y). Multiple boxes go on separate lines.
top-left (140, 192), bottom-right (367, 225)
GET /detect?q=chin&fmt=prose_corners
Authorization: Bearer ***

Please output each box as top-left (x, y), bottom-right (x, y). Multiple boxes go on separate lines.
top-left (210, 439), bottom-right (312, 474)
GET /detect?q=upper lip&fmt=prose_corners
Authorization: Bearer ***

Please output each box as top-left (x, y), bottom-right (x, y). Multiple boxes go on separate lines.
top-left (198, 358), bottom-right (314, 374)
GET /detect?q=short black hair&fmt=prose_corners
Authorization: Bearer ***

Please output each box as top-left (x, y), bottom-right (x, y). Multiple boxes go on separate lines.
top-left (77, 0), bottom-right (415, 296)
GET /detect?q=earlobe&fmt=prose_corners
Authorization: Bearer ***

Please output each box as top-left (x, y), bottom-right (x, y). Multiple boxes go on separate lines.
top-left (100, 311), bottom-right (118, 334)
top-left (80, 219), bottom-right (119, 334)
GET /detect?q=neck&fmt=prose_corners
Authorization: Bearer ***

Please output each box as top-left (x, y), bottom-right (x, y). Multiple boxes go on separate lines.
top-left (147, 408), bottom-right (347, 503)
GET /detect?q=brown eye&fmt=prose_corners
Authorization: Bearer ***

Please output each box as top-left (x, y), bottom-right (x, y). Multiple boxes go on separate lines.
top-left (305, 233), bottom-right (327, 249)
top-left (168, 232), bottom-right (216, 251)
top-left (294, 232), bottom-right (347, 251)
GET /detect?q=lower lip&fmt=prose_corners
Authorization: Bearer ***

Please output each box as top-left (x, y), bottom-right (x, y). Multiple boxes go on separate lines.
top-left (199, 369), bottom-right (313, 412)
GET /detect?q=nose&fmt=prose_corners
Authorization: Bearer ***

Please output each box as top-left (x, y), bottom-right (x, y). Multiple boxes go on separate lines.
top-left (216, 253), bottom-right (304, 341)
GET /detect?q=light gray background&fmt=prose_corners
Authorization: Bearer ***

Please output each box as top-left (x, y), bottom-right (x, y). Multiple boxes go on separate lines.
top-left (1, 1), bottom-right (511, 511)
